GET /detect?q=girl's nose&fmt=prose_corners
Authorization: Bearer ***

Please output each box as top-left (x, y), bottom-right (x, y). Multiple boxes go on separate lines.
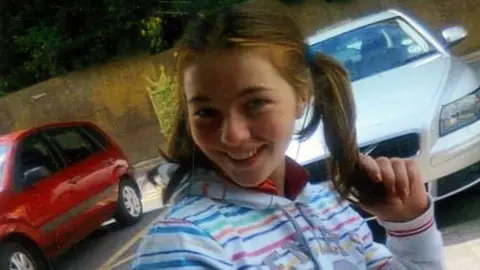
top-left (220, 113), bottom-right (251, 146)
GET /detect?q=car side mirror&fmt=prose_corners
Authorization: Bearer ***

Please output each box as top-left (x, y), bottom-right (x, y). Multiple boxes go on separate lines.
top-left (441, 26), bottom-right (468, 47)
top-left (23, 166), bottom-right (51, 187)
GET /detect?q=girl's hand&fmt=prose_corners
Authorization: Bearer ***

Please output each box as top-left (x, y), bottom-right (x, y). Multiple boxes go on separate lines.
top-left (357, 154), bottom-right (430, 223)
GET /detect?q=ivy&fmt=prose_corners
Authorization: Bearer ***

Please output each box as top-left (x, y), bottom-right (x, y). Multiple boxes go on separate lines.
top-left (146, 65), bottom-right (178, 139)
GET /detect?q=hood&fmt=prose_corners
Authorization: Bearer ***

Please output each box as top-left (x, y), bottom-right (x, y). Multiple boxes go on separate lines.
top-left (158, 156), bottom-right (313, 207)
top-left (156, 162), bottom-right (308, 209)
top-left (188, 178), bottom-right (299, 209)
top-left (287, 55), bottom-right (449, 164)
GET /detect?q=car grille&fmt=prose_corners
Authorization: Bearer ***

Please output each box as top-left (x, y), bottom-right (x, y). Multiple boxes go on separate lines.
top-left (436, 161), bottom-right (480, 199)
top-left (304, 133), bottom-right (420, 183)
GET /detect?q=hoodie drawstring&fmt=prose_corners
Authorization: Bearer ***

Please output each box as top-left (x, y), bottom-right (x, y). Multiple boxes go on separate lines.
top-left (279, 204), bottom-right (322, 270)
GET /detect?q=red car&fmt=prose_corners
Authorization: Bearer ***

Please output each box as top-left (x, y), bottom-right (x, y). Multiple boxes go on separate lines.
top-left (0, 121), bottom-right (143, 270)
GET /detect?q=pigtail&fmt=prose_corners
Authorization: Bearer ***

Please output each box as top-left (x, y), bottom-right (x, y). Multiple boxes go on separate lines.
top-left (148, 0), bottom-right (387, 206)
top-left (305, 53), bottom-right (387, 205)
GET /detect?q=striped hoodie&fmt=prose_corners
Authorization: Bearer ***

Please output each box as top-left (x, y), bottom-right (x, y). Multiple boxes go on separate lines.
top-left (133, 161), bottom-right (445, 270)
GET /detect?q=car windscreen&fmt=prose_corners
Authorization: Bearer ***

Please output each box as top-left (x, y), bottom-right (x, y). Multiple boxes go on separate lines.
top-left (0, 144), bottom-right (9, 185)
top-left (310, 17), bottom-right (438, 81)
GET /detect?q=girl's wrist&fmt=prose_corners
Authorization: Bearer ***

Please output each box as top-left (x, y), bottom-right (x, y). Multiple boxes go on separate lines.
top-left (377, 194), bottom-right (430, 223)
top-left (378, 195), bottom-right (432, 228)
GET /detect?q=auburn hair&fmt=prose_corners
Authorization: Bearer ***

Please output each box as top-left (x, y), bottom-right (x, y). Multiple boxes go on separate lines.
top-left (151, 0), bottom-right (387, 206)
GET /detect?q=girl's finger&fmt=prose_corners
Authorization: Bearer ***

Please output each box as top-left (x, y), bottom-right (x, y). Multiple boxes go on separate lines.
top-left (405, 159), bottom-right (422, 193)
top-left (376, 157), bottom-right (396, 196)
top-left (391, 158), bottom-right (409, 199)
top-left (359, 154), bottom-right (382, 183)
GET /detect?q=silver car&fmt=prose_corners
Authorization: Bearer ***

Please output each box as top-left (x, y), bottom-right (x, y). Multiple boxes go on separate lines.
top-left (287, 9), bottom-right (480, 213)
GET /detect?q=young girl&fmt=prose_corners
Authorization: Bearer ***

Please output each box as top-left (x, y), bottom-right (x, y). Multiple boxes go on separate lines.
top-left (133, 1), bottom-right (444, 269)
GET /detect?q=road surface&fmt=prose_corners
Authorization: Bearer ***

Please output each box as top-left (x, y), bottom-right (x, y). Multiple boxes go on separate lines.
top-left (52, 169), bottom-right (165, 270)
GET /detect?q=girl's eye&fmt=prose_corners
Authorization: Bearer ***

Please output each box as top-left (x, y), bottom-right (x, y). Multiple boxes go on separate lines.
top-left (194, 108), bottom-right (217, 118)
top-left (246, 99), bottom-right (268, 112)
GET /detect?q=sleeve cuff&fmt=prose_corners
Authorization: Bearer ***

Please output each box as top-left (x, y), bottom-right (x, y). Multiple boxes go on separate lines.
top-left (377, 195), bottom-right (435, 238)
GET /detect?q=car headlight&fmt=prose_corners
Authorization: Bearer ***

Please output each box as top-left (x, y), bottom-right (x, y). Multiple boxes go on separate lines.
top-left (439, 87), bottom-right (480, 136)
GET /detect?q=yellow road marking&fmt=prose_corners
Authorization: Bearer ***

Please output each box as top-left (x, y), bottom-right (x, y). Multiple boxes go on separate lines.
top-left (141, 193), bottom-right (163, 203)
top-left (97, 217), bottom-right (158, 270)
top-left (141, 189), bottom-right (163, 203)
top-left (109, 254), bottom-right (135, 269)
top-left (98, 205), bottom-right (170, 270)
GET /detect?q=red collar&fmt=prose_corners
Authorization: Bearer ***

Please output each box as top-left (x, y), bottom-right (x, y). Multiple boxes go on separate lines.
top-left (223, 157), bottom-right (310, 200)
top-left (284, 157), bottom-right (310, 199)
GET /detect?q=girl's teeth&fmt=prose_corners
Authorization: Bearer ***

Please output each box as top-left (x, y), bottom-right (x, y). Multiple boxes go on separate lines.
top-left (230, 147), bottom-right (260, 160)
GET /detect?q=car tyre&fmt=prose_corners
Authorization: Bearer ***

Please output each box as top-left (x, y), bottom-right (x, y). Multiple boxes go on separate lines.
top-left (115, 179), bottom-right (143, 226)
top-left (0, 241), bottom-right (48, 270)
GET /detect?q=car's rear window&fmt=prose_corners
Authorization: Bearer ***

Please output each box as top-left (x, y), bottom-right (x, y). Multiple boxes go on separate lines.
top-left (46, 127), bottom-right (99, 166)
top-left (80, 125), bottom-right (111, 149)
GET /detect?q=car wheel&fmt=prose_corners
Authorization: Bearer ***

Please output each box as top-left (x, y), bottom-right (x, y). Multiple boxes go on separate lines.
top-left (115, 179), bottom-right (143, 226)
top-left (0, 241), bottom-right (48, 270)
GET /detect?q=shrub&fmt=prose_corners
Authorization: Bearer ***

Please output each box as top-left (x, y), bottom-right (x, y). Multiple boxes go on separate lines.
top-left (146, 65), bottom-right (178, 140)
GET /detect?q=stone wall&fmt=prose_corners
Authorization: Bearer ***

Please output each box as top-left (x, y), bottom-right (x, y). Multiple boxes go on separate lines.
top-left (0, 53), bottom-right (175, 163)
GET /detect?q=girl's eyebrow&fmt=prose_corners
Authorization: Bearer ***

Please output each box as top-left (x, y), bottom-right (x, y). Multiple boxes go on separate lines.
top-left (188, 95), bottom-right (211, 104)
top-left (239, 86), bottom-right (272, 97)
top-left (188, 86), bottom-right (271, 104)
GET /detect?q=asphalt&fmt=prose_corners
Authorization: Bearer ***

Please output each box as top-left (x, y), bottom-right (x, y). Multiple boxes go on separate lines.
top-left (52, 166), bottom-right (164, 270)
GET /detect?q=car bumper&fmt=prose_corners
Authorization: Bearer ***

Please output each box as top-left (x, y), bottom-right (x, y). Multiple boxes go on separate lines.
top-left (302, 119), bottom-right (480, 221)
top-left (419, 119), bottom-right (480, 199)
top-left (342, 120), bottom-right (480, 222)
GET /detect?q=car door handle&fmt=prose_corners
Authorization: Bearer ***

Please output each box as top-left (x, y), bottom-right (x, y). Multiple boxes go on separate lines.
top-left (68, 177), bottom-right (81, 185)
top-left (102, 158), bottom-right (115, 167)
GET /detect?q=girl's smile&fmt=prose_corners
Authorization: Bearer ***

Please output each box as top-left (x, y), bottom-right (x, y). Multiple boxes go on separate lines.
top-left (221, 144), bottom-right (267, 169)
top-left (182, 49), bottom-right (307, 189)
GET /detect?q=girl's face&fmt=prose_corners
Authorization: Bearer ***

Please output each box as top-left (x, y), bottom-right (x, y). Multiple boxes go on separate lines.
top-left (183, 49), bottom-right (306, 188)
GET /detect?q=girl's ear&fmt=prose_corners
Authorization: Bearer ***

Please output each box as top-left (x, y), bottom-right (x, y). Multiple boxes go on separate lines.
top-left (295, 90), bottom-right (309, 119)
top-left (296, 100), bottom-right (307, 119)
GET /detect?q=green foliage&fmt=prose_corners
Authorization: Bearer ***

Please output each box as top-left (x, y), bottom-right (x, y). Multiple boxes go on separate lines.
top-left (1, 0), bottom-right (159, 94)
top-left (0, 0), bottom-right (249, 95)
top-left (147, 65), bottom-right (178, 139)
top-left (141, 17), bottom-right (165, 52)
top-left (170, 0), bottom-right (248, 14)
top-left (13, 25), bottom-right (67, 79)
